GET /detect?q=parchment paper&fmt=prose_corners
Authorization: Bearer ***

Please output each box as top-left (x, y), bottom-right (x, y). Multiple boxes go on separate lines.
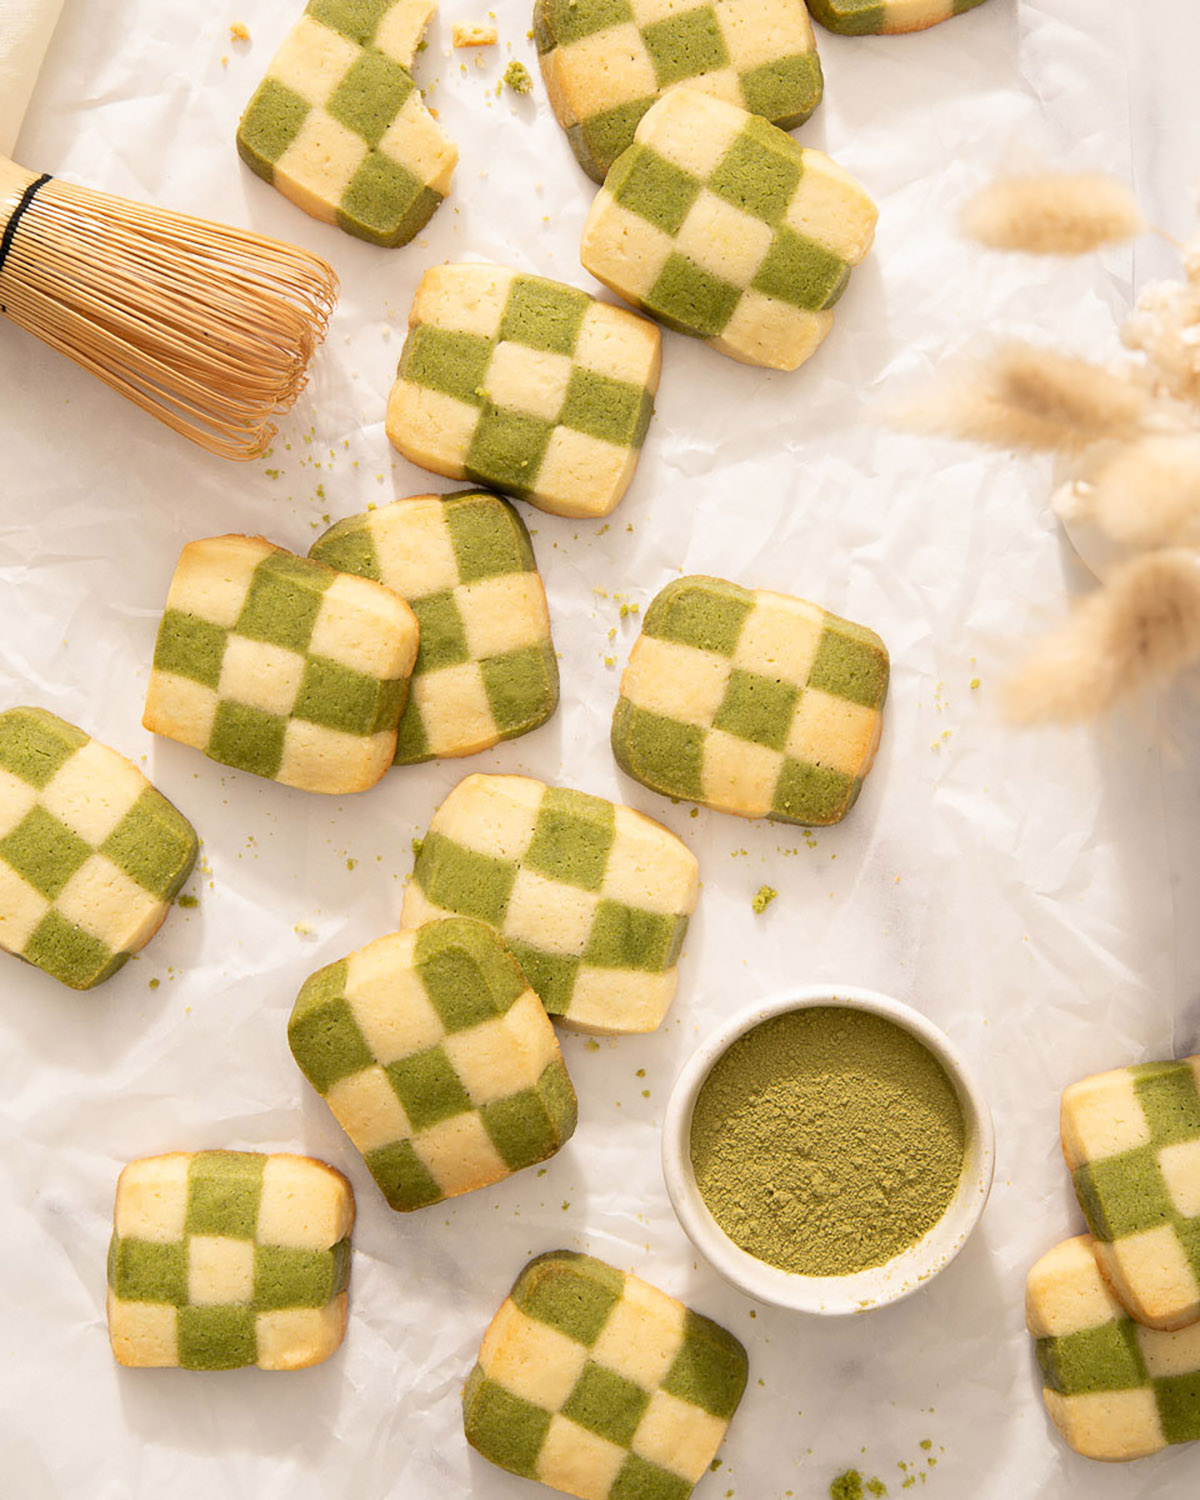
top-left (2, 1), bottom-right (1198, 1496)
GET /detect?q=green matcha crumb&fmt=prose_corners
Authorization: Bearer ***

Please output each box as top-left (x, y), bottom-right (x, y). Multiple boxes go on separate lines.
top-left (867, 1482), bottom-right (887, 1498)
top-left (918, 1442), bottom-right (931, 1452)
top-left (177, 894), bottom-right (198, 908)
top-left (411, 837), bottom-right (424, 857)
top-left (831, 1474), bottom-right (863, 1500)
top-left (970, 677), bottom-right (981, 690)
top-left (751, 885), bottom-right (778, 914)
top-left (148, 978), bottom-right (160, 991)
top-left (641, 1089), bottom-right (650, 1098)
top-left (636, 1068), bottom-right (645, 1078)
top-left (709, 1459), bottom-right (722, 1473)
top-left (346, 858), bottom-right (357, 871)
top-left (264, 468), bottom-right (281, 479)
top-left (586, 1039), bottom-right (600, 1052)
top-left (690, 807), bottom-right (699, 818)
top-left (604, 655), bottom-right (616, 668)
top-left (504, 59), bottom-right (533, 93)
top-left (562, 1200), bottom-right (570, 1211)
top-left (537, 1168), bottom-right (547, 1177)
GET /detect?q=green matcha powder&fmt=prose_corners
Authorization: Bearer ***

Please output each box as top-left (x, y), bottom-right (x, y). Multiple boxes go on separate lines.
top-left (690, 1007), bottom-right (966, 1276)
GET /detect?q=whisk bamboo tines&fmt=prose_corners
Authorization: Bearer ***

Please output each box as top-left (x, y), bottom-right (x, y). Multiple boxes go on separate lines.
top-left (0, 157), bottom-right (338, 461)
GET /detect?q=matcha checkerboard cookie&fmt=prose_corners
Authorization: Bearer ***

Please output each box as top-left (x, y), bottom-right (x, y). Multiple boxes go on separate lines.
top-left (1028, 1234), bottom-right (1200, 1462)
top-left (309, 491), bottom-right (558, 763)
top-left (107, 1151), bottom-right (354, 1371)
top-left (807, 0), bottom-right (987, 35)
top-left (464, 1250), bottom-right (748, 1498)
top-left (534, 0), bottom-right (823, 185)
top-left (401, 774), bottom-right (699, 1034)
top-left (386, 263), bottom-right (661, 518)
top-left (143, 535), bottom-right (419, 796)
top-left (580, 86), bottom-right (876, 370)
top-left (237, 0), bottom-right (456, 247)
top-left (1062, 1056), bottom-right (1200, 1331)
top-left (612, 576), bottom-right (887, 825)
top-left (0, 707), bottom-right (197, 990)
top-left (289, 919), bottom-right (577, 1211)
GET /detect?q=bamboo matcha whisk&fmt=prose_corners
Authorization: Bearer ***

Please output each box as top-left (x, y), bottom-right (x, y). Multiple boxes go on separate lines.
top-left (0, 157), bottom-right (338, 460)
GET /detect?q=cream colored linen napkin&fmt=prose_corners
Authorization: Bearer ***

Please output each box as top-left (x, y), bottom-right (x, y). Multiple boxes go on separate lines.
top-left (0, 0), bottom-right (66, 155)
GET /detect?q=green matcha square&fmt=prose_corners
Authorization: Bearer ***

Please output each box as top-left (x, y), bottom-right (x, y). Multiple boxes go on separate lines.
top-left (559, 367), bottom-right (653, 448)
top-left (385, 1045), bottom-right (472, 1131)
top-left (480, 645), bottom-right (558, 737)
top-left (512, 1252), bottom-right (623, 1345)
top-left (574, 101), bottom-right (655, 183)
top-left (207, 701), bottom-right (288, 780)
top-left (289, 988), bottom-right (376, 1095)
top-left (153, 610), bottom-right (228, 689)
top-left (772, 757), bottom-right (857, 826)
top-left (561, 1360), bottom-right (650, 1445)
top-left (307, 0), bottom-right (394, 45)
top-left (739, 54), bottom-right (824, 130)
top-left (309, 517), bottom-right (382, 583)
top-left (806, 0), bottom-right (886, 34)
top-left (524, 787), bottom-right (615, 892)
top-left (401, 324), bottom-right (492, 406)
top-left (1155, 1373), bottom-right (1200, 1445)
top-left (24, 910), bottom-right (122, 989)
top-left (463, 1368), bottom-right (552, 1477)
top-left (644, 577), bottom-right (752, 656)
top-left (177, 1305), bottom-right (258, 1372)
top-left (1175, 1215), bottom-right (1200, 1286)
top-left (254, 1245), bottom-right (340, 1311)
top-left (365, 1137), bottom-right (443, 1211)
top-left (109, 1238), bottom-right (187, 1305)
top-left (1133, 1062), bottom-right (1200, 1145)
top-left (294, 656), bottom-right (386, 736)
top-left (416, 833), bottom-right (517, 926)
top-left (505, 942), bottom-right (580, 1016)
top-left (0, 806), bottom-right (91, 900)
top-left (649, 253), bottom-right (742, 339)
top-left (392, 704), bottom-right (429, 763)
top-left (100, 790), bottom-right (198, 900)
top-left (609, 148), bottom-right (702, 237)
top-left (610, 1455), bottom-right (692, 1500)
top-left (339, 156), bottom-right (440, 249)
top-left (237, 80), bottom-right (309, 176)
top-left (482, 1085), bottom-right (564, 1170)
top-left (713, 668), bottom-right (800, 751)
top-left (236, 555), bottom-right (328, 653)
top-left (466, 408), bottom-right (556, 498)
top-left (808, 626), bottom-right (889, 709)
top-left (414, 918), bottom-right (526, 1030)
top-left (1037, 1321), bottom-right (1146, 1395)
top-left (499, 276), bottom-right (590, 355)
top-left (751, 226), bottom-right (849, 311)
top-left (642, 9), bottom-right (729, 88)
top-left (540, 0), bottom-right (635, 47)
top-left (0, 707), bottom-right (87, 790)
top-left (584, 901), bottom-right (685, 971)
top-left (1073, 1149), bottom-right (1173, 1243)
top-left (708, 125), bottom-right (802, 226)
top-left (326, 52), bottom-right (415, 147)
top-left (411, 591), bottom-right (470, 673)
top-left (661, 1309), bottom-right (749, 1420)
top-left (444, 492), bottom-right (534, 581)
top-left (185, 1152), bottom-right (265, 1240)
top-left (611, 702), bottom-right (705, 804)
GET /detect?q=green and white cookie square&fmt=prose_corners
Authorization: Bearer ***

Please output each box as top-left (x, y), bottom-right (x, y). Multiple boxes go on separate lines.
top-left (107, 1150), bottom-right (354, 1371)
top-left (464, 1250), bottom-right (748, 1498)
top-left (807, 0), bottom-right (988, 36)
top-left (612, 575), bottom-right (888, 825)
top-left (310, 491), bottom-right (558, 762)
top-left (535, 0), bottom-right (823, 183)
top-left (143, 535), bottom-right (420, 795)
top-left (402, 773), bottom-right (699, 1034)
top-left (0, 707), bottom-right (198, 990)
top-left (581, 85), bottom-right (876, 370)
top-left (289, 919), bottom-right (577, 1211)
top-left (237, 0), bottom-right (456, 246)
top-left (386, 263), bottom-right (661, 518)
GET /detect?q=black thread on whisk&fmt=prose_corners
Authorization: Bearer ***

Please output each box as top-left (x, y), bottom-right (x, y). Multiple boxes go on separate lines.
top-left (0, 173), bottom-right (53, 297)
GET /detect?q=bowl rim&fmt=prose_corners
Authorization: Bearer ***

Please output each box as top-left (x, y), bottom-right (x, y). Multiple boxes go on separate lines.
top-left (661, 984), bottom-right (996, 1315)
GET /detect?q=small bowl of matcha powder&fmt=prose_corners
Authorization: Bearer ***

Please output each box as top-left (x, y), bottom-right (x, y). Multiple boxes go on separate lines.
top-left (662, 986), bottom-right (995, 1314)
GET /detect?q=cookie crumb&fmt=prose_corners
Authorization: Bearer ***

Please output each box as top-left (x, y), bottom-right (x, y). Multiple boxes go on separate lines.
top-left (751, 885), bottom-right (778, 915)
top-left (229, 20), bottom-right (250, 41)
top-left (504, 59), bottom-right (533, 94)
top-left (453, 21), bottom-right (498, 45)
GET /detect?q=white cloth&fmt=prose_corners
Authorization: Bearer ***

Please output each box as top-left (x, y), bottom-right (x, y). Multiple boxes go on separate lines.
top-left (0, 0), bottom-right (66, 157)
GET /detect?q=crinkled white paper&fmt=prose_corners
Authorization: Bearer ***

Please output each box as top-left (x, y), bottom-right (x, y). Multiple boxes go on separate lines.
top-left (2, 1), bottom-right (1198, 1496)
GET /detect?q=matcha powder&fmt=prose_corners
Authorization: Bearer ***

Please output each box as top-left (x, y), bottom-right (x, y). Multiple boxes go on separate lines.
top-left (690, 1007), bottom-right (967, 1276)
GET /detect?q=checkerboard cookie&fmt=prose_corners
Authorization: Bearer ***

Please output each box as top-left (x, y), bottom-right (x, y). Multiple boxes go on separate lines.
top-left (143, 536), bottom-right (419, 795)
top-left (386, 263), bottom-right (661, 518)
top-left (580, 86), bottom-right (876, 370)
top-left (107, 1151), bottom-right (353, 1371)
top-left (807, 0), bottom-right (988, 35)
top-left (310, 491), bottom-right (558, 763)
top-left (0, 708), bottom-right (197, 990)
top-left (464, 1251), bottom-right (748, 1498)
top-left (612, 576), bottom-right (888, 825)
top-left (534, 0), bottom-right (823, 184)
top-left (1028, 1235), bottom-right (1200, 1462)
top-left (402, 774), bottom-right (698, 1034)
top-left (1062, 1057), bottom-right (1200, 1330)
top-left (237, 0), bottom-right (456, 246)
top-left (289, 919), bottom-right (577, 1211)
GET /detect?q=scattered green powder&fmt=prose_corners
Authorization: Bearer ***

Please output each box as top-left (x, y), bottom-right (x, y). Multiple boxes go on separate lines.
top-left (831, 1473), bottom-right (863, 1500)
top-left (177, 894), bottom-right (198, 908)
top-left (690, 1008), bottom-right (966, 1276)
top-left (751, 885), bottom-right (777, 914)
top-left (504, 59), bottom-right (533, 94)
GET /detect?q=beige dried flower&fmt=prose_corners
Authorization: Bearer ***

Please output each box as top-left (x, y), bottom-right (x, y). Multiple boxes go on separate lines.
top-left (1073, 436), bottom-right (1200, 551)
top-left (963, 174), bottom-right (1144, 255)
top-left (1004, 550), bottom-right (1200, 724)
top-left (1122, 277), bottom-right (1200, 405)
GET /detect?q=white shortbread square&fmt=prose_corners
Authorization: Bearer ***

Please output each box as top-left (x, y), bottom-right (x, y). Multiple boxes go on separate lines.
top-left (378, 90), bottom-right (458, 191)
top-left (309, 574), bottom-right (418, 681)
top-left (709, 293), bottom-right (831, 371)
top-left (41, 740), bottom-right (146, 846)
top-left (0, 766), bottom-right (37, 835)
top-left (432, 773), bottom-right (543, 859)
top-left (567, 967), bottom-right (677, 1034)
top-left (386, 383), bottom-right (481, 477)
top-left (538, 1415), bottom-right (629, 1500)
top-left (411, 1110), bottom-right (508, 1196)
top-left (622, 635), bottom-right (732, 725)
top-left (602, 810), bottom-right (699, 915)
top-left (685, 65), bottom-right (742, 108)
top-left (456, 574), bottom-right (550, 659)
top-left (187, 1236), bottom-right (255, 1306)
top-left (274, 110), bottom-right (370, 225)
top-left (256, 1154), bottom-right (353, 1249)
top-left (484, 341), bottom-right (574, 423)
top-left (480, 1301), bottom-right (591, 1410)
top-left (327, 1065), bottom-right (413, 1153)
top-left (442, 992), bottom-right (557, 1105)
top-left (504, 868), bottom-right (599, 957)
top-left (1159, 1139), bottom-right (1200, 1218)
top-left (1044, 1388), bottom-right (1164, 1465)
top-left (572, 303), bottom-right (662, 386)
top-left (534, 427), bottom-right (637, 519)
top-left (702, 730), bottom-right (783, 818)
top-left (717, 0), bottom-right (816, 70)
top-left (881, 0), bottom-right (954, 28)
top-left (632, 1388), bottom-right (729, 1483)
top-left (142, 673), bottom-right (220, 752)
top-left (107, 1295), bottom-right (179, 1368)
top-left (372, 0), bottom-right (437, 66)
top-left (344, 933), bottom-right (445, 1062)
top-left (166, 536), bottom-right (273, 628)
top-left (786, 689), bottom-right (879, 775)
top-left (1137, 1317), bottom-right (1200, 1379)
top-left (1099, 1226), bottom-right (1200, 1327)
top-left (785, 154), bottom-right (878, 265)
top-left (267, 16), bottom-right (360, 106)
top-left (675, 190), bottom-right (774, 287)
top-left (1025, 1237), bottom-right (1121, 1339)
top-left (556, 26), bottom-right (658, 118)
top-left (582, 195), bottom-right (676, 303)
top-left (255, 1298), bottom-right (346, 1371)
top-left (371, 499), bottom-right (462, 599)
top-left (1061, 1070), bottom-right (1153, 1166)
top-left (54, 855), bottom-right (164, 948)
top-left (591, 1274), bottom-right (683, 1388)
top-left (219, 636), bottom-right (306, 717)
top-left (277, 721), bottom-right (395, 795)
top-left (637, 83), bottom-right (742, 179)
top-left (413, 664), bottom-right (498, 758)
top-left (412, 264), bottom-right (516, 339)
top-left (734, 596), bottom-right (825, 683)
top-left (115, 1154), bottom-right (191, 1243)
top-left (0, 861), bottom-right (49, 952)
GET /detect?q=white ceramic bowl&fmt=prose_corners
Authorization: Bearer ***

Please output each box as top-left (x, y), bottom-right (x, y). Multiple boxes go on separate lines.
top-left (662, 985), bottom-right (996, 1315)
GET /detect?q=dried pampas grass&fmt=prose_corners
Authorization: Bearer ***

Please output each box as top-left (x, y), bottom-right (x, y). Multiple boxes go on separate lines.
top-left (891, 343), bottom-right (1148, 453)
top-left (1122, 277), bottom-right (1200, 405)
top-left (1004, 551), bottom-right (1200, 724)
top-left (963, 173), bottom-right (1145, 255)
top-left (1070, 436), bottom-right (1200, 552)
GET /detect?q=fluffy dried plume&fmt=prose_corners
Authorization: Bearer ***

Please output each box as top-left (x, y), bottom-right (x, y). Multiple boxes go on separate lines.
top-left (890, 344), bottom-right (1149, 454)
top-left (1069, 435), bottom-right (1200, 551)
top-left (963, 173), bottom-right (1145, 255)
top-left (1122, 277), bottom-right (1200, 405)
top-left (1003, 550), bottom-right (1200, 724)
